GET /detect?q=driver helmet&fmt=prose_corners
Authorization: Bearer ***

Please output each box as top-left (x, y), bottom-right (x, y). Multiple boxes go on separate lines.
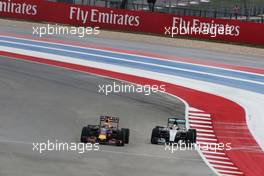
top-left (172, 124), bottom-right (178, 130)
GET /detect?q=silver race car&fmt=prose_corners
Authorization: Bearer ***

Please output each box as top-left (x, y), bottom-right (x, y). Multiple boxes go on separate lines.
top-left (151, 118), bottom-right (196, 144)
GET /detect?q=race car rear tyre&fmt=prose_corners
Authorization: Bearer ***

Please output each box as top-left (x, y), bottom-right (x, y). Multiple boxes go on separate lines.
top-left (116, 130), bottom-right (125, 146)
top-left (121, 128), bottom-right (130, 144)
top-left (151, 128), bottom-right (159, 144)
top-left (187, 129), bottom-right (197, 143)
top-left (81, 127), bottom-right (88, 143)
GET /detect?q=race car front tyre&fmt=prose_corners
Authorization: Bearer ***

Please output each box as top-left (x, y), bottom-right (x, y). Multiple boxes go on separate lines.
top-left (151, 128), bottom-right (159, 144)
top-left (121, 128), bottom-right (130, 144)
top-left (187, 129), bottom-right (197, 143)
top-left (116, 130), bottom-right (125, 146)
top-left (81, 127), bottom-right (88, 143)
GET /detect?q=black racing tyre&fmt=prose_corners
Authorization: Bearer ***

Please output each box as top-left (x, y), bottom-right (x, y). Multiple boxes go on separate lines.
top-left (116, 130), bottom-right (125, 146)
top-left (81, 127), bottom-right (88, 143)
top-left (187, 129), bottom-right (197, 143)
top-left (121, 128), bottom-right (130, 144)
top-left (151, 128), bottom-right (159, 144)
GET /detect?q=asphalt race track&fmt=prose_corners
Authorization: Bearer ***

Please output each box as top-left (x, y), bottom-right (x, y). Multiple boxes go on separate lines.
top-left (0, 57), bottom-right (214, 176)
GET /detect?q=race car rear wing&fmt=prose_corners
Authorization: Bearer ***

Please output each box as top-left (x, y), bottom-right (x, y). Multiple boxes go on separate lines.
top-left (100, 116), bottom-right (119, 123)
top-left (168, 118), bottom-right (186, 125)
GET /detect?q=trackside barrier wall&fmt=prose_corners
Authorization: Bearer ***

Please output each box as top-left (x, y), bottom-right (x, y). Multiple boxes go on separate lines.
top-left (0, 0), bottom-right (264, 45)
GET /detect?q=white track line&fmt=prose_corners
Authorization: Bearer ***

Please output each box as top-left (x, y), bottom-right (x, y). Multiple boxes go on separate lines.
top-left (197, 133), bottom-right (216, 137)
top-left (189, 112), bottom-right (211, 117)
top-left (220, 174), bottom-right (242, 176)
top-left (208, 160), bottom-right (234, 165)
top-left (211, 164), bottom-right (239, 170)
top-left (189, 120), bottom-right (212, 124)
top-left (189, 116), bottom-right (212, 120)
top-left (205, 155), bottom-right (230, 160)
top-left (195, 129), bottom-right (214, 133)
top-left (216, 169), bottom-right (243, 175)
top-left (190, 124), bottom-right (213, 128)
top-left (197, 137), bottom-right (217, 141)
